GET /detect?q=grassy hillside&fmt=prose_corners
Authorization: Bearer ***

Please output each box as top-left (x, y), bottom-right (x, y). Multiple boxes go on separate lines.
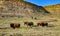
top-left (44, 4), bottom-right (60, 18)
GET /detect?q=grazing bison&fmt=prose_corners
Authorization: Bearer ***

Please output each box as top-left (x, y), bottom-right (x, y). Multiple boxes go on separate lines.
top-left (10, 23), bottom-right (20, 29)
top-left (37, 22), bottom-right (48, 27)
top-left (24, 22), bottom-right (34, 27)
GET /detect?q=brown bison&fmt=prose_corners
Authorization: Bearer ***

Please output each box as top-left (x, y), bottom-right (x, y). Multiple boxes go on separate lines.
top-left (24, 22), bottom-right (34, 27)
top-left (37, 22), bottom-right (48, 27)
top-left (10, 23), bottom-right (20, 29)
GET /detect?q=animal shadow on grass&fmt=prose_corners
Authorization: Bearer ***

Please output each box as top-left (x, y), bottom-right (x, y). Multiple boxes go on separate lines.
top-left (0, 27), bottom-right (10, 29)
top-left (47, 24), bottom-right (55, 27)
top-left (1, 33), bottom-right (6, 36)
top-left (10, 33), bottom-right (23, 36)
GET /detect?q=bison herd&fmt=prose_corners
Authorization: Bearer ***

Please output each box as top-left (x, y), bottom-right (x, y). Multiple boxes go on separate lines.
top-left (10, 22), bottom-right (49, 29)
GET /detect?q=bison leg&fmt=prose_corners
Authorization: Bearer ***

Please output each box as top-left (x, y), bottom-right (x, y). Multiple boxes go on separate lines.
top-left (12, 27), bottom-right (15, 29)
top-left (30, 26), bottom-right (32, 28)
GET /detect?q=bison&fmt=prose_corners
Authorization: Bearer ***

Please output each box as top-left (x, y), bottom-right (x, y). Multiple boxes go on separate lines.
top-left (37, 22), bottom-right (48, 27)
top-left (10, 23), bottom-right (20, 29)
top-left (24, 22), bottom-right (34, 27)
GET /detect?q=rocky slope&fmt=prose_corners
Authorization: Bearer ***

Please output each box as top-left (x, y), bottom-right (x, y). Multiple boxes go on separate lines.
top-left (0, 0), bottom-right (50, 18)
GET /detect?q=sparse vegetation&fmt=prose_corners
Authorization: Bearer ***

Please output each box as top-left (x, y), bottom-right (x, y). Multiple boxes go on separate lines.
top-left (44, 4), bottom-right (60, 18)
top-left (0, 0), bottom-right (60, 36)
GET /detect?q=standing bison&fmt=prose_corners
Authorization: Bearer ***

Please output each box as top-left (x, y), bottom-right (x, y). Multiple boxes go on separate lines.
top-left (24, 22), bottom-right (34, 27)
top-left (37, 22), bottom-right (48, 27)
top-left (10, 23), bottom-right (20, 29)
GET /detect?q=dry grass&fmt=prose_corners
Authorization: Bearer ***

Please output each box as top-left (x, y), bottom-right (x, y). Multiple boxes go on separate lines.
top-left (0, 17), bottom-right (60, 36)
top-left (44, 4), bottom-right (60, 18)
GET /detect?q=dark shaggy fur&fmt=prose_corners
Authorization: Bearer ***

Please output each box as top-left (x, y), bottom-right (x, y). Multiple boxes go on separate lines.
top-left (10, 23), bottom-right (20, 29)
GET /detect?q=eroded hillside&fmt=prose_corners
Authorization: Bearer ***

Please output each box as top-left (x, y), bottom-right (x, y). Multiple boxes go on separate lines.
top-left (0, 0), bottom-right (50, 18)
